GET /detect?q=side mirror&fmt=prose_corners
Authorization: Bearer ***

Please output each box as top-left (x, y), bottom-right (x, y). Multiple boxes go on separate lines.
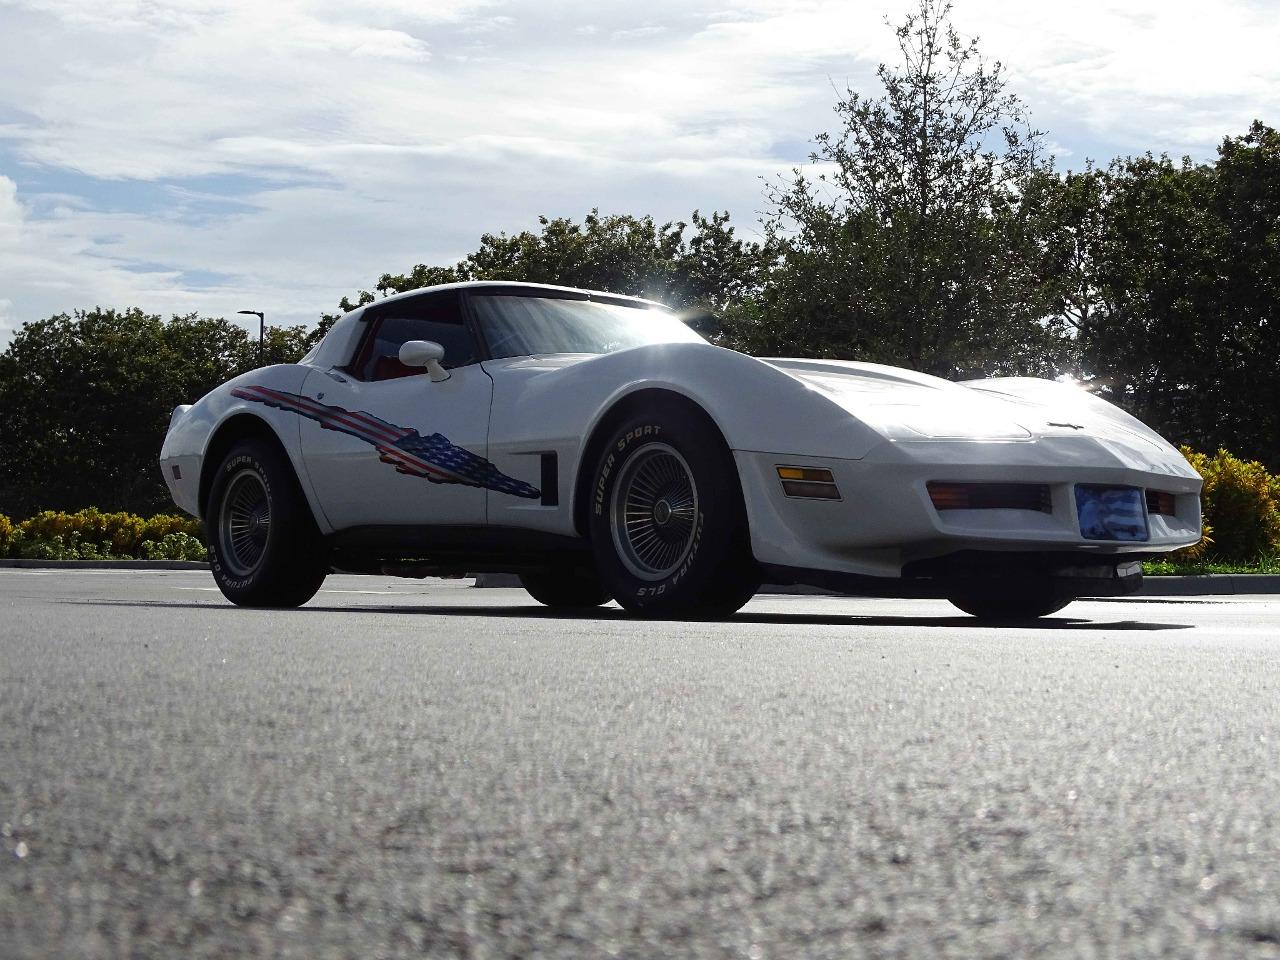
top-left (399, 340), bottom-right (450, 382)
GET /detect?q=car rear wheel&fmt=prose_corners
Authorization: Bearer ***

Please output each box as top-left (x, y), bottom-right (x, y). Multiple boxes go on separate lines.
top-left (588, 407), bottom-right (759, 619)
top-left (947, 580), bottom-right (1071, 621)
top-left (519, 568), bottom-right (612, 609)
top-left (207, 437), bottom-right (328, 607)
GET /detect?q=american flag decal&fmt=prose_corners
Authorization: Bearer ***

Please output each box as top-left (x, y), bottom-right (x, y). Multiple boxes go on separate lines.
top-left (231, 384), bottom-right (541, 500)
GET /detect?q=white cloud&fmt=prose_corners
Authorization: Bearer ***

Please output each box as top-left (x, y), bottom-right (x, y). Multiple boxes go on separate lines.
top-left (0, 174), bottom-right (19, 241)
top-left (610, 25), bottom-right (667, 41)
top-left (0, 173), bottom-right (185, 341)
top-left (0, 0), bottom-right (1276, 346)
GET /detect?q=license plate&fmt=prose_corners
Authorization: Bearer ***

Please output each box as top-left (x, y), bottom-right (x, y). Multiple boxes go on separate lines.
top-left (1075, 485), bottom-right (1148, 541)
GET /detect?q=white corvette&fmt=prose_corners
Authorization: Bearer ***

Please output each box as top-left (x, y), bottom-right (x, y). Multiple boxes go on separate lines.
top-left (160, 281), bottom-right (1202, 620)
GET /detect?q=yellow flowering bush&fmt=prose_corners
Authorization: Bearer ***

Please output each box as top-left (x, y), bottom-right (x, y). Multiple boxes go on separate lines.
top-left (0, 509), bottom-right (203, 560)
top-left (0, 514), bottom-right (15, 556)
top-left (1174, 447), bottom-right (1280, 564)
top-left (140, 514), bottom-right (199, 544)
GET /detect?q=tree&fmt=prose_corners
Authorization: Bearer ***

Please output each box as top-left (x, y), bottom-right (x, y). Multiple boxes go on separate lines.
top-left (1074, 154), bottom-right (1221, 445)
top-left (0, 308), bottom-right (307, 516)
top-left (1020, 164), bottom-right (1108, 341)
top-left (739, 0), bottom-right (1068, 377)
top-left (1211, 121), bottom-right (1280, 463)
top-left (1075, 122), bottom-right (1280, 465)
top-left (315, 210), bottom-right (768, 345)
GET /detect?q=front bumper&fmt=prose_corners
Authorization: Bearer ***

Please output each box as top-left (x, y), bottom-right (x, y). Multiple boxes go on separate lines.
top-left (736, 437), bottom-right (1202, 581)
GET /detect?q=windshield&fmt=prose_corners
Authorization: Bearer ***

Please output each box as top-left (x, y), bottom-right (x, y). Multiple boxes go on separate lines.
top-left (469, 294), bottom-right (706, 359)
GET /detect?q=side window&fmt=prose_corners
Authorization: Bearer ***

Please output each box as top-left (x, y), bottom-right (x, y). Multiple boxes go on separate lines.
top-left (349, 291), bottom-right (478, 381)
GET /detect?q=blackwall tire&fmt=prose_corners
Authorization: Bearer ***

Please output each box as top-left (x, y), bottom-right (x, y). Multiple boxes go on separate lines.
top-left (947, 581), bottom-right (1071, 621)
top-left (206, 437), bottom-right (328, 608)
top-left (587, 406), bottom-right (759, 619)
top-left (519, 568), bottom-right (612, 609)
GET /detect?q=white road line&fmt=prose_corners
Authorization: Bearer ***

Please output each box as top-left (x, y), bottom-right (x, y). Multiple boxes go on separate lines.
top-left (318, 589), bottom-right (422, 595)
top-left (1, 570), bottom-right (171, 576)
top-left (172, 586), bottom-right (422, 595)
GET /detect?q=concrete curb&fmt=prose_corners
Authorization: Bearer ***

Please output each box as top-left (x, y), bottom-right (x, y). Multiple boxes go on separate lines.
top-left (0, 559), bottom-right (211, 570)
top-left (762, 577), bottom-right (1280, 597)
top-left (473, 573), bottom-right (523, 588)
top-left (1135, 574), bottom-right (1280, 596)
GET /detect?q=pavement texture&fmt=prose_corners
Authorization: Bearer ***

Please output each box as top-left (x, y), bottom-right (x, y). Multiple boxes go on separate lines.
top-left (2, 570), bottom-right (1279, 959)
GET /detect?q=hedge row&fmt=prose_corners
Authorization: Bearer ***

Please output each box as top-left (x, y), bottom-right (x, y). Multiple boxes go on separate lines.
top-left (0, 448), bottom-right (1276, 566)
top-left (1176, 447), bottom-right (1280, 563)
top-left (0, 509), bottom-right (206, 562)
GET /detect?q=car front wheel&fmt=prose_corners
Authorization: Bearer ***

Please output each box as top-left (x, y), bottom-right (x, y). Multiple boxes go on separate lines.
top-left (207, 437), bottom-right (328, 608)
top-left (519, 567), bottom-right (612, 609)
top-left (947, 580), bottom-right (1071, 621)
top-left (588, 407), bottom-right (759, 619)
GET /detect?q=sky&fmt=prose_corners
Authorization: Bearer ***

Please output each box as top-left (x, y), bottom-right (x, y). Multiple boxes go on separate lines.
top-left (0, 0), bottom-right (1276, 345)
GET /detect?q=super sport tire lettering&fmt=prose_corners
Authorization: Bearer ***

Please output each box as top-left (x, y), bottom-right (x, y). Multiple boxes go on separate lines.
top-left (586, 406), bottom-right (757, 619)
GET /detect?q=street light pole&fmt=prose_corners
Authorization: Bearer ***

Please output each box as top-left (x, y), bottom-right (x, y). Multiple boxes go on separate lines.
top-left (237, 310), bottom-right (265, 368)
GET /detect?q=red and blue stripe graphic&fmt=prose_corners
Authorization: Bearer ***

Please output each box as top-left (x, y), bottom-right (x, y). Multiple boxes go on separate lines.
top-left (231, 384), bottom-right (540, 499)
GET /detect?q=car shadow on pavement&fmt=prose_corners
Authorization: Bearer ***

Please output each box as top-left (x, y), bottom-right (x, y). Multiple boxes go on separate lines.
top-left (66, 599), bottom-right (1196, 630)
top-left (739, 613), bottom-right (1194, 630)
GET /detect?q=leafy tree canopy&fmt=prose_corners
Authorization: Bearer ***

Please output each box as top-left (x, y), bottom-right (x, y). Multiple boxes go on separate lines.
top-left (1032, 121), bottom-right (1280, 465)
top-left (735, 0), bottom-right (1068, 378)
top-left (0, 308), bottom-right (310, 515)
top-left (315, 210), bottom-right (768, 344)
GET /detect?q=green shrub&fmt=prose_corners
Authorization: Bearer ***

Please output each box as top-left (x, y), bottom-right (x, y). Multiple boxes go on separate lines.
top-left (0, 514), bottom-right (14, 558)
top-left (0, 509), bottom-right (204, 561)
top-left (19, 508), bottom-right (145, 555)
top-left (11, 509), bottom-right (201, 559)
top-left (13, 532), bottom-right (70, 561)
top-left (140, 532), bottom-right (209, 562)
top-left (1177, 447), bottom-right (1280, 564)
top-left (139, 514), bottom-right (200, 545)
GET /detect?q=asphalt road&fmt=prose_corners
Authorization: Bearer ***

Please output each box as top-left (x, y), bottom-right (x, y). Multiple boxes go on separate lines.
top-left (2, 571), bottom-right (1279, 959)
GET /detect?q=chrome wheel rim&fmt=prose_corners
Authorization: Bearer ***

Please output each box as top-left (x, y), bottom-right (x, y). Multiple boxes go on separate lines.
top-left (609, 442), bottom-right (699, 581)
top-left (218, 468), bottom-right (270, 577)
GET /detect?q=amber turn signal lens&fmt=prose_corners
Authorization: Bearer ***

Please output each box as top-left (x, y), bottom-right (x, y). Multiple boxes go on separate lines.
top-left (777, 466), bottom-right (840, 499)
top-left (777, 466), bottom-right (835, 483)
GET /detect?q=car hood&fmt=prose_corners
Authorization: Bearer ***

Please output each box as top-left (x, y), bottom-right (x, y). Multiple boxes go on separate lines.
top-left (762, 359), bottom-right (1192, 469)
top-left (495, 351), bottom-right (1028, 440)
top-left (762, 358), bottom-right (1040, 440)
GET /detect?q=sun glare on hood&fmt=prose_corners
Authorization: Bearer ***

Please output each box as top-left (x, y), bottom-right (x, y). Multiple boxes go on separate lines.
top-left (898, 406), bottom-right (1033, 440)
